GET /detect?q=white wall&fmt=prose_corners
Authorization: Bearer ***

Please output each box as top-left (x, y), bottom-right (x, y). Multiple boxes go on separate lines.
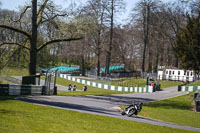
top-left (157, 69), bottom-right (194, 82)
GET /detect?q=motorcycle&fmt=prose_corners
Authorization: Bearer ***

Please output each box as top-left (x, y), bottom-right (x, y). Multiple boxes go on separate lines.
top-left (121, 102), bottom-right (143, 117)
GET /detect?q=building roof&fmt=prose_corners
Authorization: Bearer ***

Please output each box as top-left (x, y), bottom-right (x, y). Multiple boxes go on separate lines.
top-left (101, 65), bottom-right (125, 72)
top-left (41, 66), bottom-right (79, 73)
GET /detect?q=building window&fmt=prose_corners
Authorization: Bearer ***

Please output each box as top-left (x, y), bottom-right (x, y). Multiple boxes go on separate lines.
top-left (166, 71), bottom-right (168, 74)
top-left (187, 72), bottom-right (189, 76)
top-left (178, 71), bottom-right (180, 75)
top-left (184, 71), bottom-right (186, 75)
top-left (169, 71), bottom-right (171, 75)
top-left (191, 72), bottom-right (193, 76)
top-left (172, 71), bottom-right (174, 75)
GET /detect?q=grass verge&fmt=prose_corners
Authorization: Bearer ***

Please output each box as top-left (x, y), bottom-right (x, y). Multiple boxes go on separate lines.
top-left (60, 76), bottom-right (184, 89)
top-left (186, 80), bottom-right (200, 86)
top-left (0, 78), bottom-right (16, 84)
top-left (111, 78), bottom-right (146, 87)
top-left (55, 77), bottom-right (133, 96)
top-left (51, 77), bottom-right (184, 95)
top-left (132, 93), bottom-right (200, 128)
top-left (0, 67), bottom-right (28, 76)
top-left (80, 77), bottom-right (184, 89)
top-left (159, 80), bottom-right (183, 89)
top-left (41, 77), bottom-right (133, 96)
top-left (0, 96), bottom-right (197, 133)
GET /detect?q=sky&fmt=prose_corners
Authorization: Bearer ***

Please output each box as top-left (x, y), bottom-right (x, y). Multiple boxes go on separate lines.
top-left (0, 0), bottom-right (174, 24)
top-left (0, 0), bottom-right (138, 12)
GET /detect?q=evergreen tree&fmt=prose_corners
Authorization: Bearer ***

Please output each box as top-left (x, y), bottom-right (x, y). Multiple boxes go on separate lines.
top-left (176, 11), bottom-right (200, 74)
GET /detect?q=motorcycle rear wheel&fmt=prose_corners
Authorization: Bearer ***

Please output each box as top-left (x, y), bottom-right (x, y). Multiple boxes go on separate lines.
top-left (127, 109), bottom-right (136, 117)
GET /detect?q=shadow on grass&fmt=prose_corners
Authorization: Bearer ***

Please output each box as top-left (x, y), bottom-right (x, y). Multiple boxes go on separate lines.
top-left (0, 96), bottom-right (31, 117)
top-left (144, 99), bottom-right (191, 110)
top-left (0, 96), bottom-right (17, 101)
top-left (79, 95), bottom-right (155, 105)
top-left (0, 109), bottom-right (17, 114)
top-left (16, 95), bottom-right (154, 116)
top-left (17, 97), bottom-right (119, 116)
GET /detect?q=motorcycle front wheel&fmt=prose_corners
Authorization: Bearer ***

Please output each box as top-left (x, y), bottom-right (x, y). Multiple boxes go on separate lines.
top-left (121, 111), bottom-right (126, 115)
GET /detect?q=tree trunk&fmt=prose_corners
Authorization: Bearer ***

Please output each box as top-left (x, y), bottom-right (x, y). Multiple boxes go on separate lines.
top-left (160, 48), bottom-right (164, 66)
top-left (81, 55), bottom-right (85, 76)
top-left (175, 55), bottom-right (179, 68)
top-left (141, 5), bottom-right (150, 78)
top-left (148, 48), bottom-right (152, 73)
top-left (154, 50), bottom-right (159, 73)
top-left (29, 0), bottom-right (38, 75)
top-left (105, 52), bottom-right (111, 76)
top-left (97, 52), bottom-right (100, 76)
top-left (96, 11), bottom-right (104, 77)
top-left (105, 0), bottom-right (114, 76)
top-left (96, 29), bottom-right (101, 77)
top-left (167, 45), bottom-right (170, 66)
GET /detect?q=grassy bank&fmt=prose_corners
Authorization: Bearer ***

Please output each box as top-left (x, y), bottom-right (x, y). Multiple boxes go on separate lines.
top-left (68, 76), bottom-right (183, 89)
top-left (0, 78), bottom-right (15, 84)
top-left (111, 78), bottom-right (146, 87)
top-left (0, 96), bottom-right (197, 133)
top-left (138, 93), bottom-right (200, 128)
top-left (55, 77), bottom-right (133, 96)
top-left (186, 80), bottom-right (200, 86)
top-left (53, 77), bottom-right (184, 96)
top-left (159, 80), bottom-right (183, 89)
top-left (0, 67), bottom-right (28, 76)
top-left (111, 78), bottom-right (183, 89)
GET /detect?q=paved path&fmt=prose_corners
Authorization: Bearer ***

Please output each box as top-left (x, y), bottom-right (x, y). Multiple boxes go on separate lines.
top-left (17, 91), bottom-right (200, 132)
top-left (13, 76), bottom-right (200, 132)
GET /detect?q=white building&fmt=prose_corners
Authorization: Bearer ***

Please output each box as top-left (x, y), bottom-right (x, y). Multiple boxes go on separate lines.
top-left (157, 68), bottom-right (195, 82)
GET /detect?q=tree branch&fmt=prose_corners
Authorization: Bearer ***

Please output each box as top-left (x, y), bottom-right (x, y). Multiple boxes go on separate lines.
top-left (37, 0), bottom-right (49, 26)
top-left (0, 42), bottom-right (30, 50)
top-left (0, 25), bottom-right (31, 39)
top-left (14, 6), bottom-right (31, 22)
top-left (37, 37), bottom-right (83, 52)
top-left (41, 13), bottom-right (68, 24)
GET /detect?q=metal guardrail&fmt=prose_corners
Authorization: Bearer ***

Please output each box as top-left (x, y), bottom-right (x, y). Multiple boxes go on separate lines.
top-left (0, 84), bottom-right (46, 96)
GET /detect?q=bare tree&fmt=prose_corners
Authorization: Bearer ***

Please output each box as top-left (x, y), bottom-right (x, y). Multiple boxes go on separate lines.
top-left (161, 1), bottom-right (186, 67)
top-left (130, 0), bottom-right (162, 76)
top-left (104, 0), bottom-right (125, 76)
top-left (80, 0), bottom-right (108, 76)
top-left (0, 0), bottom-right (82, 75)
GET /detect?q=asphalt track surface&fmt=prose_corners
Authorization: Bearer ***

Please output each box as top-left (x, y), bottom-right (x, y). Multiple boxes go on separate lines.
top-left (13, 76), bottom-right (200, 132)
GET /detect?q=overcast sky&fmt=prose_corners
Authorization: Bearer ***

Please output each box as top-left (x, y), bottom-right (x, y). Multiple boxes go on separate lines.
top-left (0, 0), bottom-right (175, 24)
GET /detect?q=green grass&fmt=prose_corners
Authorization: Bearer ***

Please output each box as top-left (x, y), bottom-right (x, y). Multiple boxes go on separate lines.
top-left (111, 78), bottom-right (146, 87)
top-left (138, 93), bottom-right (200, 128)
top-left (55, 77), bottom-right (184, 95)
top-left (111, 78), bottom-right (183, 89)
top-left (159, 80), bottom-right (183, 89)
top-left (186, 80), bottom-right (200, 86)
top-left (0, 78), bottom-right (15, 84)
top-left (0, 67), bottom-right (28, 76)
top-left (78, 77), bottom-right (183, 89)
top-left (72, 77), bottom-right (146, 87)
top-left (50, 77), bottom-right (133, 96)
top-left (0, 96), bottom-right (197, 133)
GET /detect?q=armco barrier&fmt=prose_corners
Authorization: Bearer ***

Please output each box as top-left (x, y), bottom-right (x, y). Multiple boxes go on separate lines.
top-left (59, 74), bottom-right (153, 93)
top-left (0, 84), bottom-right (46, 96)
top-left (178, 85), bottom-right (200, 92)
